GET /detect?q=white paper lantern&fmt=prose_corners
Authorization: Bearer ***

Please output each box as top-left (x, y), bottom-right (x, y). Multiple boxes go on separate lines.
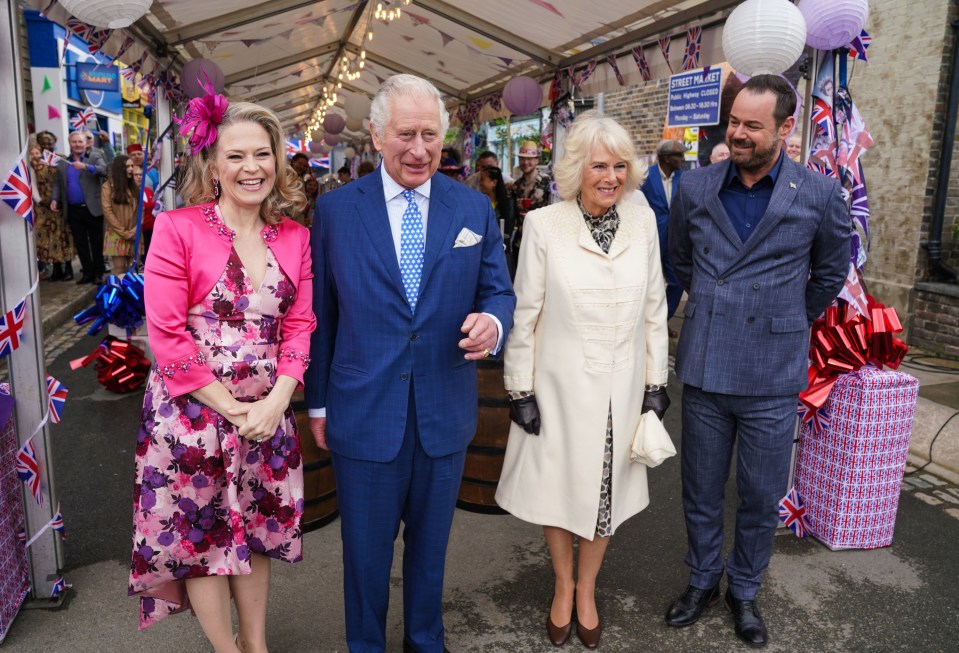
top-left (798, 0), bottom-right (870, 51)
top-left (345, 117), bottom-right (364, 132)
top-left (722, 0), bottom-right (807, 76)
top-left (343, 147), bottom-right (357, 159)
top-left (58, 0), bottom-right (153, 28)
top-left (343, 94), bottom-right (373, 120)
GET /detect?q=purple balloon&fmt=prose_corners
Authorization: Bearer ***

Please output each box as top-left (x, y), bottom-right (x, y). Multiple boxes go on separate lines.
top-left (181, 58), bottom-right (225, 99)
top-left (323, 133), bottom-right (341, 146)
top-left (308, 140), bottom-right (324, 154)
top-left (323, 113), bottom-right (346, 134)
top-left (502, 75), bottom-right (543, 116)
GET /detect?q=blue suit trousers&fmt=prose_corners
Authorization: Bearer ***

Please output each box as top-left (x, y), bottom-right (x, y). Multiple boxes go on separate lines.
top-left (331, 381), bottom-right (467, 653)
top-left (657, 213), bottom-right (683, 320)
top-left (680, 385), bottom-right (795, 600)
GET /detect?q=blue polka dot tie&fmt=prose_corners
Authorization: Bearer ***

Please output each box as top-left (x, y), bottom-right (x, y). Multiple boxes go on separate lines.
top-left (400, 189), bottom-right (425, 313)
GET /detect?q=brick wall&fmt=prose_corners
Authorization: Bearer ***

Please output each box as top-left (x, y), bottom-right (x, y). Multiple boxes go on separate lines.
top-left (601, 79), bottom-right (670, 160)
top-left (911, 284), bottom-right (959, 357)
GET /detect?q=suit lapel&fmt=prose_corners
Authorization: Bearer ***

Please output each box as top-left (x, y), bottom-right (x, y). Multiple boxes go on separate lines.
top-left (355, 173), bottom-right (406, 295)
top-left (703, 161), bottom-right (744, 250)
top-left (419, 173), bottom-right (459, 293)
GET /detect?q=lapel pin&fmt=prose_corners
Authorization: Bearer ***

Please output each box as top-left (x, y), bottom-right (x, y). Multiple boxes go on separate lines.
top-left (789, 182), bottom-right (797, 189)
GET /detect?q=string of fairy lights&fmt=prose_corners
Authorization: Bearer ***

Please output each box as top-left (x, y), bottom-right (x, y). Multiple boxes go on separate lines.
top-left (306, 0), bottom-right (411, 141)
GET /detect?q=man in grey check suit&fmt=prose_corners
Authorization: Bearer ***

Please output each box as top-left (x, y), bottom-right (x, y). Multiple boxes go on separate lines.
top-left (665, 75), bottom-right (849, 648)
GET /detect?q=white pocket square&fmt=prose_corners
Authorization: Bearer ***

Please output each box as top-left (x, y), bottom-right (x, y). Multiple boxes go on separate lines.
top-left (453, 228), bottom-right (482, 248)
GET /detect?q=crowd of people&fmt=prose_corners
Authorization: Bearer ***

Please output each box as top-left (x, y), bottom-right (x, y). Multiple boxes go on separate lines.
top-left (115, 69), bottom-right (848, 653)
top-left (30, 128), bottom-right (155, 284)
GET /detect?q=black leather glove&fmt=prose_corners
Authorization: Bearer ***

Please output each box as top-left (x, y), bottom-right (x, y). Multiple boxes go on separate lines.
top-left (508, 395), bottom-right (541, 435)
top-left (641, 387), bottom-right (670, 421)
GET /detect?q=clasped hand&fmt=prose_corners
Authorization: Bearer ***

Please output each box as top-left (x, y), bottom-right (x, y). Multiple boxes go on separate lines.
top-left (226, 397), bottom-right (285, 442)
top-left (458, 312), bottom-right (498, 361)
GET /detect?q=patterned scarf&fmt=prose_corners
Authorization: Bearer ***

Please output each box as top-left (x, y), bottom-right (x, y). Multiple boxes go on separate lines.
top-left (577, 195), bottom-right (620, 254)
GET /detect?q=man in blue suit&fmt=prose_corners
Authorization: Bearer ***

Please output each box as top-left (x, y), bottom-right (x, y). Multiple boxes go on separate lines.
top-left (306, 74), bottom-right (515, 653)
top-left (641, 139), bottom-right (687, 323)
top-left (665, 75), bottom-right (849, 648)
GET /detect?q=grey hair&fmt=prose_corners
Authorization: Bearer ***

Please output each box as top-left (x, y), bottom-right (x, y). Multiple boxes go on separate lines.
top-left (369, 74), bottom-right (449, 139)
top-left (656, 140), bottom-right (684, 156)
top-left (554, 110), bottom-right (647, 200)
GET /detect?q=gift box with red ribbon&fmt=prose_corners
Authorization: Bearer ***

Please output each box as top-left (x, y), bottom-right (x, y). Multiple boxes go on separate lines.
top-left (0, 385), bottom-right (30, 642)
top-left (794, 366), bottom-right (919, 550)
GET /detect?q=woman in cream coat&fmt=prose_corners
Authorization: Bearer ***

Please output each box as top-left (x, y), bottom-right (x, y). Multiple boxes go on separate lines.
top-left (495, 111), bottom-right (670, 649)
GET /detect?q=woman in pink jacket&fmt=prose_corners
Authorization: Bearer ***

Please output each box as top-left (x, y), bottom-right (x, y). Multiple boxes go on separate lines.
top-left (128, 91), bottom-right (315, 653)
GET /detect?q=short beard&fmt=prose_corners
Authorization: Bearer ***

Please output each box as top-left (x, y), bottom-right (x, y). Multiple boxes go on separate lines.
top-left (729, 137), bottom-right (780, 173)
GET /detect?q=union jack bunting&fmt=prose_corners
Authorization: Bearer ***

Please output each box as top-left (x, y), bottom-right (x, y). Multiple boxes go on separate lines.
top-left (1, 148), bottom-right (35, 227)
top-left (682, 26), bottom-right (702, 71)
top-left (848, 30), bottom-right (872, 62)
top-left (16, 439), bottom-right (43, 506)
top-left (632, 45), bottom-right (651, 82)
top-left (131, 49), bottom-right (149, 74)
top-left (121, 67), bottom-right (137, 83)
top-left (50, 576), bottom-right (67, 598)
top-left (778, 487), bottom-right (811, 538)
top-left (50, 505), bottom-right (66, 540)
top-left (568, 59), bottom-right (597, 89)
top-left (16, 527), bottom-right (26, 544)
top-left (70, 106), bottom-right (97, 130)
top-left (47, 374), bottom-right (68, 424)
top-left (115, 36), bottom-right (136, 61)
top-left (40, 149), bottom-right (62, 167)
top-left (65, 18), bottom-right (112, 55)
top-left (659, 33), bottom-right (672, 71)
top-left (0, 299), bottom-right (27, 358)
top-left (606, 53), bottom-right (625, 86)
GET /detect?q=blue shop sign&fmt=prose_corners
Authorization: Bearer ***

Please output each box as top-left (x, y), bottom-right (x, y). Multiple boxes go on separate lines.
top-left (666, 68), bottom-right (722, 128)
top-left (76, 62), bottom-right (119, 92)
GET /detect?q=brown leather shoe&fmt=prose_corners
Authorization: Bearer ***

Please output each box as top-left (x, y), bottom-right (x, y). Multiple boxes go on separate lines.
top-left (547, 614), bottom-right (573, 646)
top-left (576, 619), bottom-right (602, 649)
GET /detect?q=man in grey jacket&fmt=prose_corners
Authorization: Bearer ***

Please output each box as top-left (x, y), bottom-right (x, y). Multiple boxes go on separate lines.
top-left (665, 74), bottom-right (849, 648)
top-left (51, 130), bottom-right (107, 284)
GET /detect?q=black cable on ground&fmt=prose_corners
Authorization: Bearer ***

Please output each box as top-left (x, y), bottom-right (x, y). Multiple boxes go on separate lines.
top-left (906, 410), bottom-right (959, 476)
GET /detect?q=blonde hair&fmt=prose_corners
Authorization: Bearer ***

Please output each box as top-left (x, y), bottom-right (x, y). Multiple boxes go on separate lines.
top-left (554, 110), bottom-right (647, 201)
top-left (179, 101), bottom-right (306, 224)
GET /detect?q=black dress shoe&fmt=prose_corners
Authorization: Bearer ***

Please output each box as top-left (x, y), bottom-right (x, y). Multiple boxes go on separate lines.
top-left (724, 589), bottom-right (767, 648)
top-left (546, 613), bottom-right (573, 646)
top-left (665, 584), bottom-right (720, 627)
top-left (61, 262), bottom-right (74, 281)
top-left (76, 274), bottom-right (94, 285)
top-left (402, 639), bottom-right (450, 653)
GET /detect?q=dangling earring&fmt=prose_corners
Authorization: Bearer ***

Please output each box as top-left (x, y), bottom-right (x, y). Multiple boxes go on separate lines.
top-left (211, 177), bottom-right (220, 199)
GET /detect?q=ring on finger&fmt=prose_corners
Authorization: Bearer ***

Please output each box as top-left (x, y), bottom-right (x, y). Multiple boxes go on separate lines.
top-left (482, 348), bottom-right (491, 358)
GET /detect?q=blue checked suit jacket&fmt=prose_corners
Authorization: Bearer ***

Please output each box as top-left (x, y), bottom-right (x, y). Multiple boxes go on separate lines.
top-left (305, 170), bottom-right (515, 462)
top-left (668, 156), bottom-right (850, 397)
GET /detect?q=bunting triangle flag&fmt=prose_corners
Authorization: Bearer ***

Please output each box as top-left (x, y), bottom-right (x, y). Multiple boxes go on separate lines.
top-left (42, 76), bottom-right (51, 93)
top-left (48, 105), bottom-right (61, 120)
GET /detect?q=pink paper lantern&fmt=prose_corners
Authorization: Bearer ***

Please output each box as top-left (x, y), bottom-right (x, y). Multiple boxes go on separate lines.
top-left (798, 0), bottom-right (869, 51)
top-left (181, 59), bottom-right (225, 99)
top-left (502, 76), bottom-right (543, 116)
top-left (323, 113), bottom-right (346, 134)
top-left (324, 134), bottom-right (341, 146)
top-left (309, 140), bottom-right (324, 154)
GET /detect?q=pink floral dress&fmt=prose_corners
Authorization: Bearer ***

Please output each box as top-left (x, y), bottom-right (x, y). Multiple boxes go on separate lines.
top-left (129, 245), bottom-right (304, 629)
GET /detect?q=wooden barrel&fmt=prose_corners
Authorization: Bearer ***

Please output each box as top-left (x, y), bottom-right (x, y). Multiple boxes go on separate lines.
top-left (457, 359), bottom-right (511, 514)
top-left (291, 391), bottom-right (339, 531)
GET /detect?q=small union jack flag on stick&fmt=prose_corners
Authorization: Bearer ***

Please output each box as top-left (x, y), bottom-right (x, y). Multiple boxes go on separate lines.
top-left (70, 107), bottom-right (97, 130)
top-left (16, 439), bottom-right (43, 507)
top-left (0, 299), bottom-right (28, 358)
top-left (848, 30), bottom-right (872, 62)
top-left (1, 147), bottom-right (35, 227)
top-left (50, 576), bottom-right (68, 598)
top-left (682, 26), bottom-right (702, 71)
top-left (47, 374), bottom-right (68, 424)
top-left (50, 504), bottom-right (66, 540)
top-left (779, 487), bottom-right (811, 538)
top-left (40, 149), bottom-right (62, 167)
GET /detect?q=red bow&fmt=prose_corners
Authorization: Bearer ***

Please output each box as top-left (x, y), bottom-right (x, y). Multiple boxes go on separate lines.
top-left (71, 336), bottom-right (151, 393)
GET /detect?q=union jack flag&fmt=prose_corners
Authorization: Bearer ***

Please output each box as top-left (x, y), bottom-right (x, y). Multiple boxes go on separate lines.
top-left (47, 374), bottom-right (68, 424)
top-left (848, 30), bottom-right (872, 62)
top-left (606, 53), bottom-right (625, 86)
top-left (659, 33), bottom-right (672, 71)
top-left (285, 139), bottom-right (308, 157)
top-left (65, 18), bottom-right (112, 55)
top-left (0, 299), bottom-right (27, 358)
top-left (16, 439), bottom-right (43, 506)
top-left (682, 26), bottom-right (702, 71)
top-left (50, 504), bottom-right (66, 540)
top-left (810, 98), bottom-right (835, 142)
top-left (131, 49), bottom-right (149, 75)
top-left (798, 402), bottom-right (831, 436)
top-left (115, 36), bottom-right (136, 61)
top-left (632, 45), bottom-right (651, 82)
top-left (70, 107), bottom-right (97, 130)
top-left (41, 149), bottom-right (62, 167)
top-left (568, 59), bottom-right (597, 89)
top-left (779, 487), bottom-right (811, 538)
top-left (1, 149), bottom-right (34, 227)
top-left (50, 576), bottom-right (67, 598)
top-left (121, 67), bottom-right (137, 83)
top-left (310, 155), bottom-right (331, 169)
top-left (16, 527), bottom-right (26, 544)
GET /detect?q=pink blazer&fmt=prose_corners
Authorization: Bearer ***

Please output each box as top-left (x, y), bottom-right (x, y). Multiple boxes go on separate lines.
top-left (145, 202), bottom-right (316, 396)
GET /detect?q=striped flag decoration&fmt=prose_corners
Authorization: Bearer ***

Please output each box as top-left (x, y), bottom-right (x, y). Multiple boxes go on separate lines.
top-left (606, 53), bottom-right (625, 86)
top-left (15, 439), bottom-right (43, 506)
top-left (0, 299), bottom-right (28, 358)
top-left (659, 33), bottom-right (672, 71)
top-left (682, 26), bottom-right (702, 71)
top-left (47, 375), bottom-right (68, 424)
top-left (1, 148), bottom-right (35, 227)
top-left (632, 45), bottom-right (651, 82)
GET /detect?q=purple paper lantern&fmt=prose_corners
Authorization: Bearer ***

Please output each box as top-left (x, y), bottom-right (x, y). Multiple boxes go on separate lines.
top-left (308, 140), bottom-right (324, 154)
top-left (181, 59), bottom-right (225, 99)
top-left (502, 76), bottom-right (543, 116)
top-left (798, 0), bottom-right (869, 51)
top-left (324, 133), bottom-right (341, 146)
top-left (323, 113), bottom-right (346, 135)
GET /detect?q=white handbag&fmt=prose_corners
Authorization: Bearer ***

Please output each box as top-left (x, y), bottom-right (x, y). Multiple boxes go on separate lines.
top-left (629, 411), bottom-right (677, 468)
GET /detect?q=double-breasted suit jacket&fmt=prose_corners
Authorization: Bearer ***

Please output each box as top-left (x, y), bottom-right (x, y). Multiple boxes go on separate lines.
top-left (305, 170), bottom-right (515, 461)
top-left (495, 200), bottom-right (670, 539)
top-left (668, 157), bottom-right (850, 397)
